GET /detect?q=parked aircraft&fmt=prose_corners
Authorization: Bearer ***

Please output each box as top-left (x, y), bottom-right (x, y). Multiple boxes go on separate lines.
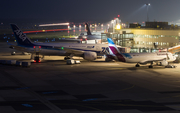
top-left (107, 38), bottom-right (176, 68)
top-left (78, 23), bottom-right (102, 40)
top-left (9, 24), bottom-right (123, 62)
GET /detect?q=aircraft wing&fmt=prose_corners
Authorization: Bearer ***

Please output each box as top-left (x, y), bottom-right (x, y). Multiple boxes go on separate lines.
top-left (63, 47), bottom-right (85, 54)
top-left (168, 45), bottom-right (180, 54)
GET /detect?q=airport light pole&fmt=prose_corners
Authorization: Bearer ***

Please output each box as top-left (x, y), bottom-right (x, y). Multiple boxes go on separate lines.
top-left (145, 3), bottom-right (150, 22)
top-left (111, 20), bottom-right (114, 33)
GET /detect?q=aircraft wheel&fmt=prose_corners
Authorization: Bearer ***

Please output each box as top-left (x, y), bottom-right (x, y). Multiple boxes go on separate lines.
top-left (34, 56), bottom-right (40, 63)
top-left (64, 56), bottom-right (70, 60)
top-left (149, 65), bottom-right (153, 68)
top-left (135, 64), bottom-right (140, 67)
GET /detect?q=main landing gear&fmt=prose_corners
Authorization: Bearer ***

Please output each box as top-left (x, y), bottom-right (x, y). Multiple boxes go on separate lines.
top-left (34, 56), bottom-right (41, 63)
top-left (64, 56), bottom-right (71, 60)
top-left (135, 63), bottom-right (140, 67)
top-left (148, 65), bottom-right (153, 68)
top-left (64, 54), bottom-right (74, 60)
top-left (135, 62), bottom-right (153, 68)
top-left (148, 62), bottom-right (153, 68)
top-left (32, 46), bottom-right (42, 63)
top-left (31, 54), bottom-right (43, 63)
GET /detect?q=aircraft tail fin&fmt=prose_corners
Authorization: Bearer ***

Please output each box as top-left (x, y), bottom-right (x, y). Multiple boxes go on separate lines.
top-left (107, 38), bottom-right (120, 55)
top-left (107, 38), bottom-right (126, 62)
top-left (10, 24), bottom-right (34, 46)
top-left (85, 23), bottom-right (92, 35)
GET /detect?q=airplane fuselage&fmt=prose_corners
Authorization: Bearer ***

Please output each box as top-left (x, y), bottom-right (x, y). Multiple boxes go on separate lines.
top-left (116, 52), bottom-right (176, 63)
top-left (17, 42), bottom-right (120, 57)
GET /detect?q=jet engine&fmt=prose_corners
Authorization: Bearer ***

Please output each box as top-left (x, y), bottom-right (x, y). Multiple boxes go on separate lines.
top-left (160, 60), bottom-right (168, 66)
top-left (83, 52), bottom-right (97, 61)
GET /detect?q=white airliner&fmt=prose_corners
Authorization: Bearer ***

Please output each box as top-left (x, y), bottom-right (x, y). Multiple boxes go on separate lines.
top-left (78, 23), bottom-right (102, 40)
top-left (107, 38), bottom-right (176, 68)
top-left (9, 24), bottom-right (122, 62)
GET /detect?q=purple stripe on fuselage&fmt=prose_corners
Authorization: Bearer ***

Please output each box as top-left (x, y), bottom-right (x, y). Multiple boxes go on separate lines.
top-left (109, 46), bottom-right (126, 62)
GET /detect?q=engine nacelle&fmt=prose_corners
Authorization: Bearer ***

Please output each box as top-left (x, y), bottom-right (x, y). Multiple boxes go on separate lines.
top-left (160, 60), bottom-right (168, 66)
top-left (83, 52), bottom-right (97, 61)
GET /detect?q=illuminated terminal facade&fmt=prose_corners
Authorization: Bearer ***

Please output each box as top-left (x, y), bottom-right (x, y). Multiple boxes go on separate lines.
top-left (102, 22), bottom-right (180, 53)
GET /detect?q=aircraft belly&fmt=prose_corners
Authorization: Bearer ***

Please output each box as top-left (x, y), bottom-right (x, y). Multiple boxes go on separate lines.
top-left (126, 55), bottom-right (166, 63)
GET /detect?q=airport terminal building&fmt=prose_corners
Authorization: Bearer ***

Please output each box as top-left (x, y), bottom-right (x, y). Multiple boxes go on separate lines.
top-left (102, 22), bottom-right (180, 53)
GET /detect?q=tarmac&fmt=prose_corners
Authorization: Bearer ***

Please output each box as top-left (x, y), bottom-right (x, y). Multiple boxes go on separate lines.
top-left (0, 42), bottom-right (180, 113)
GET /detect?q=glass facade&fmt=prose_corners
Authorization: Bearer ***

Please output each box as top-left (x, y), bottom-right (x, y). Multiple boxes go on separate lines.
top-left (101, 31), bottom-right (180, 53)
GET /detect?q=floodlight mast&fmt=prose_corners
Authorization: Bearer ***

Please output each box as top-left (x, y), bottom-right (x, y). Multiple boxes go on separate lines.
top-left (146, 3), bottom-right (150, 22)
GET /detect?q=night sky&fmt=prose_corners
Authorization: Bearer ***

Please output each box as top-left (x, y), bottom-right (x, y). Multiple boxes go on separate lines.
top-left (1, 0), bottom-right (180, 23)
